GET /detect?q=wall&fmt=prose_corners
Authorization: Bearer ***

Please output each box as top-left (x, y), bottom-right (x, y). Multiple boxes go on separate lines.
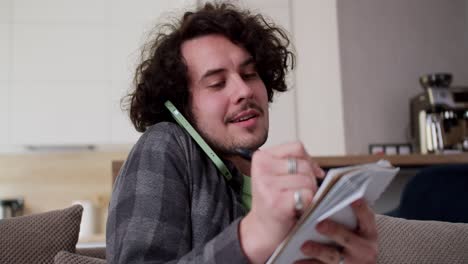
top-left (1, 0), bottom-right (348, 155)
top-left (338, 0), bottom-right (468, 154)
top-left (0, 1), bottom-right (11, 148)
top-left (291, 0), bottom-right (346, 155)
top-left (234, 0), bottom-right (298, 148)
top-left (0, 0), bottom-right (196, 153)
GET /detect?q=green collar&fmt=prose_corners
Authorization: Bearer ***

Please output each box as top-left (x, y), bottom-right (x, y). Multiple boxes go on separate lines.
top-left (241, 174), bottom-right (252, 211)
top-left (165, 100), bottom-right (252, 211)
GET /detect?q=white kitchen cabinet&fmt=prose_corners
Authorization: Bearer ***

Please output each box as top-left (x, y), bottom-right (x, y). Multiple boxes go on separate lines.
top-left (0, 81), bottom-right (8, 146)
top-left (8, 1), bottom-right (109, 146)
top-left (9, 22), bottom-right (109, 145)
top-left (0, 22), bottom-right (10, 146)
top-left (3, 0), bottom-right (195, 148)
top-left (110, 0), bottom-right (195, 25)
top-left (0, 0), bottom-right (11, 24)
top-left (12, 24), bottom-right (108, 82)
top-left (13, 0), bottom-right (107, 24)
top-left (10, 81), bottom-right (111, 145)
top-left (0, 24), bottom-right (9, 82)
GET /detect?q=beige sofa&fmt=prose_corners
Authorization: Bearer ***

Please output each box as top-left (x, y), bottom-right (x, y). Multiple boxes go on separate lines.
top-left (0, 205), bottom-right (105, 264)
top-left (1, 205), bottom-right (468, 264)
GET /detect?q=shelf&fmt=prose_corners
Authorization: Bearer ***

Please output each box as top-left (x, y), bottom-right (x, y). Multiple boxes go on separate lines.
top-left (112, 153), bottom-right (468, 178)
top-left (313, 153), bottom-right (468, 169)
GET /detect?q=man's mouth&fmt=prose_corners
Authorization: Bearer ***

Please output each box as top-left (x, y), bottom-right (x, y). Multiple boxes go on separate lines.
top-left (232, 114), bottom-right (257, 123)
top-left (229, 109), bottom-right (260, 123)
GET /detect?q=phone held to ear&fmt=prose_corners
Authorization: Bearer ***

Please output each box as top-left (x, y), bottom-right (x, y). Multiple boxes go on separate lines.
top-left (164, 100), bottom-right (233, 180)
top-left (164, 101), bottom-right (261, 210)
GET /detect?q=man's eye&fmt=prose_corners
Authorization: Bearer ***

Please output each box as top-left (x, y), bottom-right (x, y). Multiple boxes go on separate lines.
top-left (242, 72), bottom-right (259, 80)
top-left (208, 81), bottom-right (226, 88)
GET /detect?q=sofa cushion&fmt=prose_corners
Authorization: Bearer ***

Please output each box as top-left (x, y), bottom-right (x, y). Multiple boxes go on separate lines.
top-left (54, 250), bottom-right (106, 264)
top-left (76, 247), bottom-right (106, 260)
top-left (377, 214), bottom-right (468, 264)
top-left (0, 205), bottom-right (83, 264)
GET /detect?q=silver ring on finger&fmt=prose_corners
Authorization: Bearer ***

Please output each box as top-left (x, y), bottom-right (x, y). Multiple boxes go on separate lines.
top-left (288, 158), bottom-right (297, 174)
top-left (293, 190), bottom-right (303, 212)
top-left (338, 254), bottom-right (345, 264)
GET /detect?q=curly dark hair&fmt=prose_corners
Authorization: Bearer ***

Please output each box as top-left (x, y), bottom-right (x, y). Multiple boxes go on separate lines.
top-left (123, 2), bottom-right (295, 132)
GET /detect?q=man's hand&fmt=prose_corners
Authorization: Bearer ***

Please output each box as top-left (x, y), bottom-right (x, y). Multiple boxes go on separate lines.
top-left (297, 199), bottom-right (378, 264)
top-left (239, 142), bottom-right (325, 264)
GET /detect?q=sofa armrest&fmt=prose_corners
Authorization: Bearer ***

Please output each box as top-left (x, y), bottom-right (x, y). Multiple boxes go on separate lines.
top-left (76, 247), bottom-right (106, 260)
top-left (55, 215), bottom-right (468, 263)
top-left (376, 214), bottom-right (468, 263)
top-left (55, 251), bottom-right (106, 264)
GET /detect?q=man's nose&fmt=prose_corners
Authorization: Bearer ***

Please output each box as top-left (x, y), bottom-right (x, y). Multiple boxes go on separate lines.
top-left (232, 75), bottom-right (254, 103)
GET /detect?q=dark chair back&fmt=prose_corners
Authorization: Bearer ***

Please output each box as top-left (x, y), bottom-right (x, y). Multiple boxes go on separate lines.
top-left (388, 164), bottom-right (468, 223)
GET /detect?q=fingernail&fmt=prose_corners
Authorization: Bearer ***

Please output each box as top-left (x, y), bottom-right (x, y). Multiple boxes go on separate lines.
top-left (352, 199), bottom-right (362, 207)
top-left (301, 243), bottom-right (316, 255)
top-left (317, 220), bottom-right (329, 232)
top-left (320, 169), bottom-right (325, 177)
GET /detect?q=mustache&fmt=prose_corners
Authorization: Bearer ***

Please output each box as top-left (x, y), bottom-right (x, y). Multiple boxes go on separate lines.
top-left (225, 100), bottom-right (264, 123)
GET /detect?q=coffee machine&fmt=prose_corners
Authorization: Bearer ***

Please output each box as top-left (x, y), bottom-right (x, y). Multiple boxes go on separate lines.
top-left (410, 73), bottom-right (468, 154)
top-left (0, 198), bottom-right (24, 219)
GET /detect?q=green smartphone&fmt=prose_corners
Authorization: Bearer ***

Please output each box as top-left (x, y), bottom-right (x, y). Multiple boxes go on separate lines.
top-left (164, 100), bottom-right (252, 209)
top-left (164, 100), bottom-right (232, 181)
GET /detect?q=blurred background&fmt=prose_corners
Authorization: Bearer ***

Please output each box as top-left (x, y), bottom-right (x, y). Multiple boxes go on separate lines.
top-left (0, 0), bottom-right (467, 242)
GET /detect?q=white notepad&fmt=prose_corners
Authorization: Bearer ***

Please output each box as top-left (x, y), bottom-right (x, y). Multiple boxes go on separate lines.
top-left (267, 160), bottom-right (399, 264)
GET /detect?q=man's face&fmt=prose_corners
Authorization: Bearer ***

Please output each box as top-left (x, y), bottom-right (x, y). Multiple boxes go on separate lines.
top-left (181, 34), bottom-right (269, 155)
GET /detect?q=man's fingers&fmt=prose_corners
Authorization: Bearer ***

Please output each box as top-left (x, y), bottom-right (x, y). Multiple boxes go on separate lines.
top-left (309, 157), bottom-right (326, 178)
top-left (289, 188), bottom-right (314, 215)
top-left (255, 188), bottom-right (314, 218)
top-left (254, 142), bottom-right (326, 180)
top-left (294, 259), bottom-right (323, 264)
top-left (259, 141), bottom-right (309, 159)
top-left (266, 174), bottom-right (316, 191)
top-left (264, 158), bottom-right (315, 176)
top-left (351, 199), bottom-right (377, 239)
top-left (316, 219), bottom-right (370, 256)
top-left (301, 241), bottom-right (341, 264)
top-left (254, 150), bottom-right (325, 180)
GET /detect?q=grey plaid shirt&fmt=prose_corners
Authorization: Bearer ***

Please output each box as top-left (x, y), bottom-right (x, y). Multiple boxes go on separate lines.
top-left (106, 122), bottom-right (250, 263)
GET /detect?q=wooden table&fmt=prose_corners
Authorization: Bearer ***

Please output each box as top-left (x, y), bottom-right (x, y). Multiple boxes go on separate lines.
top-left (313, 153), bottom-right (468, 169)
top-left (112, 153), bottom-right (468, 180)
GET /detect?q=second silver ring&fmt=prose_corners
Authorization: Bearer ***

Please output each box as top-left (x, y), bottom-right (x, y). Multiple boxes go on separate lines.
top-left (293, 190), bottom-right (304, 211)
top-left (288, 158), bottom-right (297, 174)
top-left (338, 254), bottom-right (345, 264)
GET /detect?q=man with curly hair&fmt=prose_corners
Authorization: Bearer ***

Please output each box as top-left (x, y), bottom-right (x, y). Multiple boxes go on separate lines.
top-left (107, 2), bottom-right (378, 264)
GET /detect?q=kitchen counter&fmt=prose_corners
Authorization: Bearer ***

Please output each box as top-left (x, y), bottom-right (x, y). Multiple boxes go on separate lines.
top-left (112, 153), bottom-right (468, 178)
top-left (110, 153), bottom-right (468, 222)
top-left (313, 153), bottom-right (468, 169)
